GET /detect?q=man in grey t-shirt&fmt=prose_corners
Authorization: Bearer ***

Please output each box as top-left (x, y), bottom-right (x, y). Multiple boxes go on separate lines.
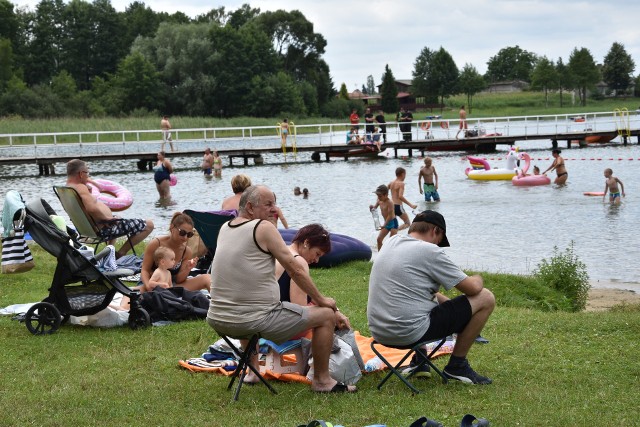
top-left (367, 210), bottom-right (495, 384)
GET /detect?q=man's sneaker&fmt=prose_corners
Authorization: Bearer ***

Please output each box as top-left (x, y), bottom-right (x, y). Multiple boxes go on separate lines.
top-left (400, 363), bottom-right (431, 378)
top-left (443, 360), bottom-right (492, 385)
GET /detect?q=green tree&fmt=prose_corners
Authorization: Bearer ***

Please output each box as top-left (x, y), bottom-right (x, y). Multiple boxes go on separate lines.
top-left (531, 56), bottom-right (559, 107)
top-left (338, 83), bottom-right (349, 100)
top-left (122, 1), bottom-right (163, 48)
top-left (411, 46), bottom-right (435, 102)
top-left (90, 0), bottom-right (126, 80)
top-left (0, 0), bottom-right (19, 47)
top-left (380, 64), bottom-right (398, 114)
top-left (602, 42), bottom-right (635, 96)
top-left (25, 0), bottom-right (65, 85)
top-left (568, 47), bottom-right (600, 106)
top-left (457, 63), bottom-right (485, 113)
top-left (0, 38), bottom-right (14, 91)
top-left (194, 6), bottom-right (227, 25)
top-left (226, 3), bottom-right (260, 29)
top-left (556, 57), bottom-right (574, 107)
top-left (114, 51), bottom-right (162, 113)
top-left (248, 71), bottom-right (305, 116)
top-left (61, 0), bottom-right (93, 89)
top-left (299, 80), bottom-right (319, 115)
top-left (485, 45), bottom-right (537, 83)
top-left (50, 69), bottom-right (77, 99)
top-left (429, 47), bottom-right (459, 104)
top-left (366, 75), bottom-right (375, 95)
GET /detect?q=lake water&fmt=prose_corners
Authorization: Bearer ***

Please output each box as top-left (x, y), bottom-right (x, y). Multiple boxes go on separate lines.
top-left (2, 138), bottom-right (639, 288)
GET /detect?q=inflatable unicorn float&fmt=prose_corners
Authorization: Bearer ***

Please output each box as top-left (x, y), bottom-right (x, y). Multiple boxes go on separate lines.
top-left (465, 147), bottom-right (550, 186)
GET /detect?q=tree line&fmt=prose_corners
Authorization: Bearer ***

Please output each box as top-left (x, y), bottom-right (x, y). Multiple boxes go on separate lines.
top-left (0, 0), bottom-right (638, 120)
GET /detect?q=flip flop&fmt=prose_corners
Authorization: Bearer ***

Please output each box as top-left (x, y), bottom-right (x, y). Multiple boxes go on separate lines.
top-left (460, 414), bottom-right (490, 426)
top-left (409, 416), bottom-right (443, 427)
top-left (316, 382), bottom-right (356, 393)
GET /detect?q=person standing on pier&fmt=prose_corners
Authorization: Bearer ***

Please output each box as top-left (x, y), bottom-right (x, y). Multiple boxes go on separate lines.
top-left (375, 109), bottom-right (387, 143)
top-left (161, 115), bottom-right (175, 152)
top-left (456, 106), bottom-right (468, 140)
top-left (66, 159), bottom-right (154, 259)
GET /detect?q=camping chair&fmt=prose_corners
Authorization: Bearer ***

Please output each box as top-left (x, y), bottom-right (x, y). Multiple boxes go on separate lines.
top-left (217, 333), bottom-right (277, 401)
top-left (53, 186), bottom-right (137, 256)
top-left (183, 210), bottom-right (235, 271)
top-left (371, 337), bottom-right (449, 394)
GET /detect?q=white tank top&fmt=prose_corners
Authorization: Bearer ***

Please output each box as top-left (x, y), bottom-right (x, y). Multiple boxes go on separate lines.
top-left (208, 219), bottom-right (280, 323)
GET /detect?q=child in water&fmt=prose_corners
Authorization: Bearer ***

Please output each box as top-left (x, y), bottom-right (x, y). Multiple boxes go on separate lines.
top-left (603, 168), bottom-right (625, 205)
top-left (369, 184), bottom-right (397, 250)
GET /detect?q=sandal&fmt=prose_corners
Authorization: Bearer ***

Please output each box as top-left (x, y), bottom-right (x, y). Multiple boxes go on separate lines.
top-left (409, 416), bottom-right (444, 427)
top-left (460, 414), bottom-right (490, 426)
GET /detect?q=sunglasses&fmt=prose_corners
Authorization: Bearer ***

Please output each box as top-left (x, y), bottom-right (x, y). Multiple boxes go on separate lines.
top-left (176, 227), bottom-right (194, 238)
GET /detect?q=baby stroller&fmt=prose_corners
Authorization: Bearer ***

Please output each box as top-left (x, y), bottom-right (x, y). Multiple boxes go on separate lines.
top-left (20, 197), bottom-right (150, 335)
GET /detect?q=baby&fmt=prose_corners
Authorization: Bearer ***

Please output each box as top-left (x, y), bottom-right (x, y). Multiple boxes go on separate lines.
top-left (146, 246), bottom-right (175, 292)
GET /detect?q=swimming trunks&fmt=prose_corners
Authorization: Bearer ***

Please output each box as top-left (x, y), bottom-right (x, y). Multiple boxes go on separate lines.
top-left (203, 168), bottom-right (212, 175)
top-left (282, 129), bottom-right (288, 135)
top-left (423, 184), bottom-right (441, 202)
top-left (394, 204), bottom-right (405, 216)
top-left (98, 218), bottom-right (147, 240)
top-left (384, 218), bottom-right (399, 231)
top-left (609, 192), bottom-right (621, 200)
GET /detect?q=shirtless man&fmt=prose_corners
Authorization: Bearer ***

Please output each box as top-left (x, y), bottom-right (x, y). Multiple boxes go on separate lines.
top-left (161, 115), bottom-right (174, 152)
top-left (603, 168), bottom-right (625, 205)
top-left (389, 167), bottom-right (417, 230)
top-left (542, 149), bottom-right (568, 185)
top-left (456, 105), bottom-right (468, 140)
top-left (201, 148), bottom-right (214, 176)
top-left (418, 157), bottom-right (440, 202)
top-left (369, 184), bottom-right (397, 250)
top-left (66, 159), bottom-right (154, 258)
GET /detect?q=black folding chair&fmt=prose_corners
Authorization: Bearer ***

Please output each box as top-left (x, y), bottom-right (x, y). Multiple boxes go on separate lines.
top-left (371, 337), bottom-right (449, 394)
top-left (218, 333), bottom-right (277, 401)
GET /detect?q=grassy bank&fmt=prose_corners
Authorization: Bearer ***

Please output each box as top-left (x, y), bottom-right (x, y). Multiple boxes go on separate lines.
top-left (1, 245), bottom-right (639, 426)
top-left (1, 92), bottom-right (638, 136)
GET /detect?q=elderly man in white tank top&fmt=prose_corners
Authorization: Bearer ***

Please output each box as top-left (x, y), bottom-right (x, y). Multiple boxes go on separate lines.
top-left (207, 185), bottom-right (355, 393)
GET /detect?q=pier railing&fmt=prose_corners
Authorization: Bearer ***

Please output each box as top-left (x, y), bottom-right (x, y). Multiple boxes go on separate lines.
top-left (0, 111), bottom-right (637, 159)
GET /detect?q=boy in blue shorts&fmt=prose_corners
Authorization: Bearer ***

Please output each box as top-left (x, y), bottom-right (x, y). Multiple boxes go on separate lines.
top-left (419, 157), bottom-right (440, 202)
top-left (370, 184), bottom-right (398, 250)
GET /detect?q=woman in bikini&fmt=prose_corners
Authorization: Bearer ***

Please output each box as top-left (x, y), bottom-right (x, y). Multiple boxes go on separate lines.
top-left (543, 149), bottom-right (568, 185)
top-left (153, 151), bottom-right (173, 199)
top-left (212, 150), bottom-right (222, 177)
top-left (140, 212), bottom-right (211, 292)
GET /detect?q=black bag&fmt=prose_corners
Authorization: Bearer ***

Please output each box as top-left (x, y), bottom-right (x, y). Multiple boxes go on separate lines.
top-left (140, 286), bottom-right (209, 322)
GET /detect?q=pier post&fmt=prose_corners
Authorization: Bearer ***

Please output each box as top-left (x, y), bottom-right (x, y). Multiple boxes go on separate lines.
top-left (551, 139), bottom-right (558, 149)
top-left (623, 136), bottom-right (628, 146)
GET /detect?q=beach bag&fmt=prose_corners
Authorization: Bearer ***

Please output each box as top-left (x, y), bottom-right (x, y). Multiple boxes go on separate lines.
top-left (1, 229), bottom-right (35, 274)
top-left (307, 333), bottom-right (362, 385)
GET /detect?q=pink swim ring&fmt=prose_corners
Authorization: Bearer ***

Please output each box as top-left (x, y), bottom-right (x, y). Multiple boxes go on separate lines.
top-left (87, 179), bottom-right (134, 211)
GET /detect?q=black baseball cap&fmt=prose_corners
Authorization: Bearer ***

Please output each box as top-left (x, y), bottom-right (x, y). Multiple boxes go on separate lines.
top-left (413, 210), bottom-right (450, 247)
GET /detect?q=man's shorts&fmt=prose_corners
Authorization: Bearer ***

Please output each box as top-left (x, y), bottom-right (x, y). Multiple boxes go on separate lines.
top-left (207, 302), bottom-right (310, 344)
top-left (423, 184), bottom-right (440, 202)
top-left (394, 204), bottom-right (405, 216)
top-left (411, 295), bottom-right (472, 346)
top-left (98, 218), bottom-right (147, 240)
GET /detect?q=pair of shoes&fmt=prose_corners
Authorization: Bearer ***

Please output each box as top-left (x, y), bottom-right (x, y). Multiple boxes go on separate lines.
top-left (400, 363), bottom-right (431, 378)
top-left (443, 359), bottom-right (492, 385)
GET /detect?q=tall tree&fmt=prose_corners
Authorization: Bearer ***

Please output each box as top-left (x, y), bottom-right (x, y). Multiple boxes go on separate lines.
top-left (226, 3), bottom-right (260, 29)
top-left (0, 0), bottom-right (19, 47)
top-left (429, 47), bottom-right (459, 104)
top-left (61, 0), bottom-right (93, 89)
top-left (380, 64), bottom-right (398, 114)
top-left (90, 0), bottom-right (126, 80)
top-left (366, 75), bottom-right (375, 95)
top-left (531, 56), bottom-right (559, 107)
top-left (411, 46), bottom-right (435, 102)
top-left (485, 45), bottom-right (537, 82)
top-left (457, 63), bottom-right (485, 113)
top-left (113, 51), bottom-right (161, 112)
top-left (602, 42), bottom-right (635, 96)
top-left (568, 47), bottom-right (600, 106)
top-left (555, 57), bottom-right (573, 107)
top-left (122, 2), bottom-right (162, 51)
top-left (26, 0), bottom-right (65, 85)
top-left (0, 38), bottom-right (14, 90)
top-left (338, 82), bottom-right (349, 100)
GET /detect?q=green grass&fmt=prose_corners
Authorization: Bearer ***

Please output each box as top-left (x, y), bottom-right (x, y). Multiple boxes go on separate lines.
top-left (1, 246), bottom-right (639, 426)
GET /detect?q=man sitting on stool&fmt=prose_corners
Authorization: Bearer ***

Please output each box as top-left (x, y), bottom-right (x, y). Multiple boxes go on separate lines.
top-left (367, 210), bottom-right (495, 384)
top-left (206, 185), bottom-right (355, 393)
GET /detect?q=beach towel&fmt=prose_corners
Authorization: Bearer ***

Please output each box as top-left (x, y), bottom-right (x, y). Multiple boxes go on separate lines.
top-left (178, 331), bottom-right (455, 384)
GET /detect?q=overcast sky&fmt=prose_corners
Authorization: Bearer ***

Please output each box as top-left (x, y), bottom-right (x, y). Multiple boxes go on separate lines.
top-left (12, 0), bottom-right (640, 90)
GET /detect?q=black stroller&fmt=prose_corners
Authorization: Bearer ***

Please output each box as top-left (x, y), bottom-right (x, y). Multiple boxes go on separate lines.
top-left (20, 198), bottom-right (150, 335)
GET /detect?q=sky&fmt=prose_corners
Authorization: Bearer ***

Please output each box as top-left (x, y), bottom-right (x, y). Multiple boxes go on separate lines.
top-left (11, 0), bottom-right (640, 91)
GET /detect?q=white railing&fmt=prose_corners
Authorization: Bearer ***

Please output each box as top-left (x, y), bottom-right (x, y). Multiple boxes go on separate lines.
top-left (0, 111), bottom-right (637, 159)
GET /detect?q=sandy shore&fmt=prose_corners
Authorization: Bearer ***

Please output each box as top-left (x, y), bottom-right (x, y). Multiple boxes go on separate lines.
top-left (586, 280), bottom-right (640, 311)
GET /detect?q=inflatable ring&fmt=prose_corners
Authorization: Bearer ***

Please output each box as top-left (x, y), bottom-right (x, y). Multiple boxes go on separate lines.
top-left (87, 179), bottom-right (133, 211)
top-left (420, 121), bottom-right (431, 131)
top-left (440, 121), bottom-right (449, 129)
top-left (170, 174), bottom-right (178, 186)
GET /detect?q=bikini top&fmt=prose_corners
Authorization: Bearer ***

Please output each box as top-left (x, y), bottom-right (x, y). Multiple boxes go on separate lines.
top-left (277, 255), bottom-right (310, 304)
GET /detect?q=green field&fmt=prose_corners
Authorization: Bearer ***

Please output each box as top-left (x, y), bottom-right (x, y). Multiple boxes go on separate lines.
top-left (1, 245), bottom-right (638, 427)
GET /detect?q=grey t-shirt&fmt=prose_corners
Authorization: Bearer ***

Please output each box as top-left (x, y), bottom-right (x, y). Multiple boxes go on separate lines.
top-left (367, 234), bottom-right (467, 346)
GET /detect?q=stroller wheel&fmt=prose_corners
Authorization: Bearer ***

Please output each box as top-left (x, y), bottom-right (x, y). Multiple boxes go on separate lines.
top-left (128, 307), bottom-right (150, 330)
top-left (25, 302), bottom-right (62, 335)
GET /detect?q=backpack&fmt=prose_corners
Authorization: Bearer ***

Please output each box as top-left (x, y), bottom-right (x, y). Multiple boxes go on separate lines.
top-left (140, 286), bottom-right (209, 322)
